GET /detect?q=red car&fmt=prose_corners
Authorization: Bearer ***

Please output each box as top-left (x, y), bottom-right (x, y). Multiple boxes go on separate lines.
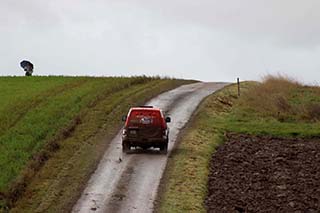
top-left (122, 106), bottom-right (171, 154)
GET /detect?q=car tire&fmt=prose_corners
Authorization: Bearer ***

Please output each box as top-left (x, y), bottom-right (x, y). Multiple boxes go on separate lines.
top-left (160, 143), bottom-right (168, 154)
top-left (122, 141), bottom-right (130, 153)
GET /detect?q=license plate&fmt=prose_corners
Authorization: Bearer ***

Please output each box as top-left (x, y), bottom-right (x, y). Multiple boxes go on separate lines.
top-left (130, 130), bottom-right (137, 134)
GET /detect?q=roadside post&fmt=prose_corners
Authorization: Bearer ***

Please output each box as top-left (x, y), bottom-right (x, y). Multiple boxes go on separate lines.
top-left (237, 78), bottom-right (240, 97)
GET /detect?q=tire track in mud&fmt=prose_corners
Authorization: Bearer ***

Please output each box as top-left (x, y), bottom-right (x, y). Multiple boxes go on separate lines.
top-left (72, 82), bottom-right (228, 213)
top-left (104, 162), bottom-right (135, 212)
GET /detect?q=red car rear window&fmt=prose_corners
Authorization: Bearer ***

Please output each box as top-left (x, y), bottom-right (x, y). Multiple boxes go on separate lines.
top-left (127, 109), bottom-right (163, 127)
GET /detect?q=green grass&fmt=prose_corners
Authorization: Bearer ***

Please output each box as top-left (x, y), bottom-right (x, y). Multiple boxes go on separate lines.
top-left (226, 76), bottom-right (320, 137)
top-left (0, 76), bottom-right (191, 212)
top-left (0, 77), bottom-right (84, 137)
top-left (158, 77), bottom-right (320, 212)
top-left (158, 83), bottom-right (240, 213)
top-left (0, 77), bottom-right (139, 192)
top-left (221, 115), bottom-right (320, 137)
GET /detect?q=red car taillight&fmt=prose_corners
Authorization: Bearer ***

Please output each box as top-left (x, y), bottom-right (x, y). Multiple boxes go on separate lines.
top-left (122, 129), bottom-right (127, 135)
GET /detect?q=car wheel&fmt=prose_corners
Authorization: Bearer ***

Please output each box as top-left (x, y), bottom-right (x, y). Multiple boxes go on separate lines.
top-left (122, 142), bottom-right (130, 153)
top-left (160, 143), bottom-right (168, 154)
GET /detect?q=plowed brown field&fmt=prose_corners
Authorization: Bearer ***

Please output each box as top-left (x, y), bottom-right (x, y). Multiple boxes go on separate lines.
top-left (206, 133), bottom-right (320, 213)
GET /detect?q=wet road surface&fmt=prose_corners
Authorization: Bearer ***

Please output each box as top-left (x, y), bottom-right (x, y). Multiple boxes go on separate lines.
top-left (72, 82), bottom-right (228, 213)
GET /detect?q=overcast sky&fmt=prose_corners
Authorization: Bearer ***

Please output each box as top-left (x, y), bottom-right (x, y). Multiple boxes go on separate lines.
top-left (1, 0), bottom-right (320, 83)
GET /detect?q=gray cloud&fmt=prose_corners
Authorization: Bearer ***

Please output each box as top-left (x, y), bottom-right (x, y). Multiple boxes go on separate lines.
top-left (0, 0), bottom-right (319, 83)
top-left (135, 0), bottom-right (320, 47)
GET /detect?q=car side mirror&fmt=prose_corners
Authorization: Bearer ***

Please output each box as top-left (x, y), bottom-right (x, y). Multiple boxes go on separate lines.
top-left (122, 115), bottom-right (127, 122)
top-left (165, 117), bottom-right (171, 123)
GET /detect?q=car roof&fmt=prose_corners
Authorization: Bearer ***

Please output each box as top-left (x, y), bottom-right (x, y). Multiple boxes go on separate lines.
top-left (130, 107), bottom-right (161, 111)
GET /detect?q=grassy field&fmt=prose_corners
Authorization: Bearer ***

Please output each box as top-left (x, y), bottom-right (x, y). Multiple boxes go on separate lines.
top-left (158, 76), bottom-right (320, 212)
top-left (0, 76), bottom-right (191, 212)
top-left (225, 76), bottom-right (320, 137)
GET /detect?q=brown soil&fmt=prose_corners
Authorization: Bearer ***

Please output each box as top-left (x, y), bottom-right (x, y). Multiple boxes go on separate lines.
top-left (205, 133), bottom-right (320, 213)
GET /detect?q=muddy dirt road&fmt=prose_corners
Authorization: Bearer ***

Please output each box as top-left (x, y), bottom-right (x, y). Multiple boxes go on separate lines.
top-left (72, 82), bottom-right (227, 213)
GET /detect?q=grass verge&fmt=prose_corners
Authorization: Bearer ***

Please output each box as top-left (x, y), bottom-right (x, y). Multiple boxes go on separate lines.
top-left (158, 76), bottom-right (320, 212)
top-left (224, 75), bottom-right (320, 137)
top-left (157, 83), bottom-right (241, 213)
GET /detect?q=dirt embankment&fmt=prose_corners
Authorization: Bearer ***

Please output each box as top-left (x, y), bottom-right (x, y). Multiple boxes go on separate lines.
top-left (206, 133), bottom-right (320, 213)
